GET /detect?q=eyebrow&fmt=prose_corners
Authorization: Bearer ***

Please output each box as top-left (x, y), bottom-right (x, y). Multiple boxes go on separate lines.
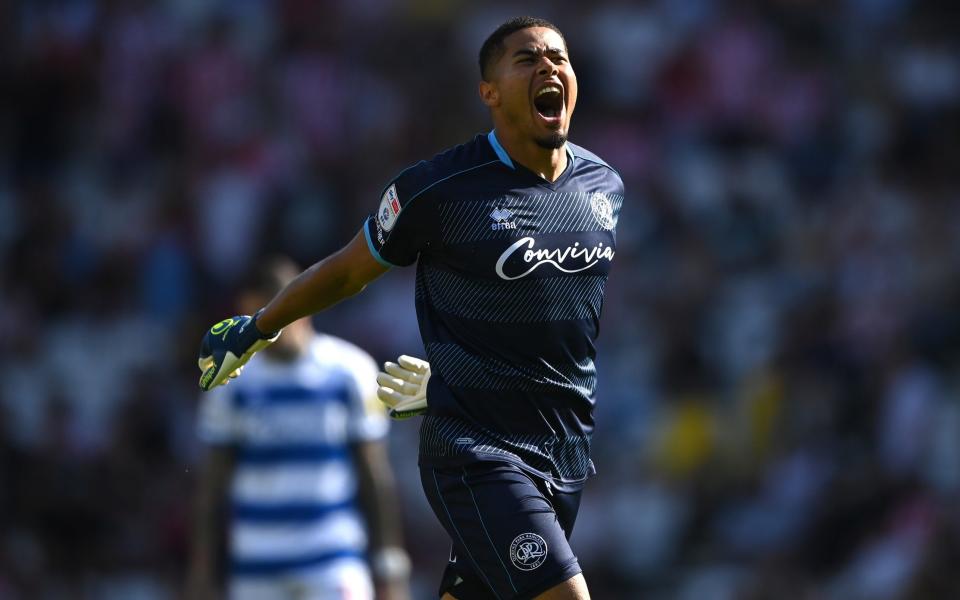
top-left (512, 46), bottom-right (567, 59)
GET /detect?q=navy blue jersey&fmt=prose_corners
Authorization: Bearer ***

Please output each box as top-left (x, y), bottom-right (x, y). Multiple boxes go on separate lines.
top-left (363, 131), bottom-right (623, 486)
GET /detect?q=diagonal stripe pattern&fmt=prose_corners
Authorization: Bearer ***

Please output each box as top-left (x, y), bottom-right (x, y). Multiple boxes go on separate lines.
top-left (440, 193), bottom-right (624, 244)
top-left (420, 265), bottom-right (606, 323)
top-left (426, 343), bottom-right (597, 399)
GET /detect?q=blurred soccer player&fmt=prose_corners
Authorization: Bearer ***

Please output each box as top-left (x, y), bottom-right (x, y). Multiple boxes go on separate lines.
top-left (197, 16), bottom-right (623, 600)
top-left (187, 257), bottom-right (411, 600)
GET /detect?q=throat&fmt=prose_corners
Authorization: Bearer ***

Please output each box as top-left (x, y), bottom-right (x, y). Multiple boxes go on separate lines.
top-left (492, 128), bottom-right (569, 182)
top-left (526, 148), bottom-right (568, 183)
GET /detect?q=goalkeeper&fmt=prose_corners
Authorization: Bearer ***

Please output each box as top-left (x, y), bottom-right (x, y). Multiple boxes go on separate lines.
top-left (198, 16), bottom-right (623, 600)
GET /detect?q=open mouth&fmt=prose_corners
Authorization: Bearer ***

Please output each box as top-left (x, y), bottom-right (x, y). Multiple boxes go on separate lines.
top-left (533, 84), bottom-right (564, 122)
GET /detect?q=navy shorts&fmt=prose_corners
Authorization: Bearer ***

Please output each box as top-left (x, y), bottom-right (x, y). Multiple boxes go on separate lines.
top-left (420, 461), bottom-right (583, 600)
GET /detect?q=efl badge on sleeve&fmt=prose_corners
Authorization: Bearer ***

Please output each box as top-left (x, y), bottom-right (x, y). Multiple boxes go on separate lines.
top-left (378, 184), bottom-right (401, 232)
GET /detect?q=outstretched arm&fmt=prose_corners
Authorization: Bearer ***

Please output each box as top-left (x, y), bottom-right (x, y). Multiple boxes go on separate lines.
top-left (198, 231), bottom-right (389, 391)
top-left (257, 230), bottom-right (389, 333)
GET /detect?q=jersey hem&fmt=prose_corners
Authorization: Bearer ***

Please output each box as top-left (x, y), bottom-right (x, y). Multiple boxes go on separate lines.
top-left (417, 452), bottom-right (591, 491)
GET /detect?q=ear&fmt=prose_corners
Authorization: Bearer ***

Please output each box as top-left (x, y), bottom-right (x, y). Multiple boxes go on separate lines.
top-left (479, 80), bottom-right (500, 108)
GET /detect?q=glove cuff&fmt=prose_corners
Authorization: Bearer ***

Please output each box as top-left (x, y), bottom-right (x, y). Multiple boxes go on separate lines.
top-left (251, 308), bottom-right (279, 339)
top-left (232, 311), bottom-right (275, 351)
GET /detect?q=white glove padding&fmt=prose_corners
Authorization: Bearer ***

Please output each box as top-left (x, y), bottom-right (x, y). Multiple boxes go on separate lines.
top-left (376, 355), bottom-right (430, 419)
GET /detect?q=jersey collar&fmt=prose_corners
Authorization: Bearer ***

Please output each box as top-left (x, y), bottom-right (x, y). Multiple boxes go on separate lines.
top-left (487, 130), bottom-right (514, 169)
top-left (487, 130), bottom-right (575, 184)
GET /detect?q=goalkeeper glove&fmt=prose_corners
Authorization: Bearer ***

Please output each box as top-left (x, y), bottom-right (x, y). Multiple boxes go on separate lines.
top-left (376, 355), bottom-right (430, 419)
top-left (198, 312), bottom-right (280, 391)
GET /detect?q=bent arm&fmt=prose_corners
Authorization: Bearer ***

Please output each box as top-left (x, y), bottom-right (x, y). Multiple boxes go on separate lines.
top-left (186, 445), bottom-right (234, 599)
top-left (353, 440), bottom-right (411, 596)
top-left (256, 230), bottom-right (389, 333)
top-left (354, 439), bottom-right (406, 553)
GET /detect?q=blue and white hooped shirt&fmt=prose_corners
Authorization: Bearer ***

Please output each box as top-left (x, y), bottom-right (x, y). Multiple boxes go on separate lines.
top-left (198, 334), bottom-right (386, 578)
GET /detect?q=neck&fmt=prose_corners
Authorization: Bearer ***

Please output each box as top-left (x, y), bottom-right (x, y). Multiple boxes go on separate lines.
top-left (264, 321), bottom-right (311, 362)
top-left (492, 127), bottom-right (568, 182)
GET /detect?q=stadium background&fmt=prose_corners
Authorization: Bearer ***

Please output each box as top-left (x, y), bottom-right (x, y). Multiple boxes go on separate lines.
top-left (1, 0), bottom-right (958, 598)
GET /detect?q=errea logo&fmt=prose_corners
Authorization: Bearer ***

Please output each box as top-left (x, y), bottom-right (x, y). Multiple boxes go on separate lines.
top-left (490, 206), bottom-right (517, 231)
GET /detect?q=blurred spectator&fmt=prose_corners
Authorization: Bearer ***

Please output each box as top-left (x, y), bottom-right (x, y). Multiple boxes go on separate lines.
top-left (186, 257), bottom-right (410, 600)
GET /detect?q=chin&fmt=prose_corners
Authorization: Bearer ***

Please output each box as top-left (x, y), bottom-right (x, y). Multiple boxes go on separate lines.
top-left (535, 131), bottom-right (567, 150)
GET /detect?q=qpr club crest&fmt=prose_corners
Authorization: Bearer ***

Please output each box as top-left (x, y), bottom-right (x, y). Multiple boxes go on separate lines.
top-left (509, 533), bottom-right (548, 571)
top-left (589, 192), bottom-right (615, 230)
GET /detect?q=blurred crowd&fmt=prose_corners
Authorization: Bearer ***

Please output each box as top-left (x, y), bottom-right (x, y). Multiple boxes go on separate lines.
top-left (1, 0), bottom-right (959, 598)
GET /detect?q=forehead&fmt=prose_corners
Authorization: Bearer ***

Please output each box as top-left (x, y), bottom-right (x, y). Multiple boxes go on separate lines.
top-left (502, 26), bottom-right (566, 53)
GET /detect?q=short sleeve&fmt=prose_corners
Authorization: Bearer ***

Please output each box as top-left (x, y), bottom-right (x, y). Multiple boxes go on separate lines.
top-left (363, 164), bottom-right (434, 267)
top-left (197, 386), bottom-right (241, 446)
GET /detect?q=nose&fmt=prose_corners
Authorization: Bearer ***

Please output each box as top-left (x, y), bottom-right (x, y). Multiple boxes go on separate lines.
top-left (537, 57), bottom-right (559, 77)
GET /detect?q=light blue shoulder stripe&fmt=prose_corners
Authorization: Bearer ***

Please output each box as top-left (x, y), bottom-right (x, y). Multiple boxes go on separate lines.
top-left (363, 222), bottom-right (398, 268)
top-left (407, 159), bottom-right (502, 203)
top-left (364, 139), bottom-right (504, 262)
top-left (568, 143), bottom-right (622, 179)
top-left (487, 130), bottom-right (514, 169)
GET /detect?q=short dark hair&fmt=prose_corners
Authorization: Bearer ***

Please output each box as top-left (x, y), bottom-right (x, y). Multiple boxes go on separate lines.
top-left (242, 255), bottom-right (301, 299)
top-left (478, 16), bottom-right (566, 81)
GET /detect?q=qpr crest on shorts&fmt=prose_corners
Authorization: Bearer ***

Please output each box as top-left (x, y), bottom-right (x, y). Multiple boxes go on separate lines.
top-left (509, 533), bottom-right (548, 571)
top-left (589, 192), bottom-right (615, 230)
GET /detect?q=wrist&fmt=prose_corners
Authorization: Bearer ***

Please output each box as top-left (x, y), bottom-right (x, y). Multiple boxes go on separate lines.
top-left (251, 309), bottom-right (279, 338)
top-left (370, 547), bottom-right (411, 582)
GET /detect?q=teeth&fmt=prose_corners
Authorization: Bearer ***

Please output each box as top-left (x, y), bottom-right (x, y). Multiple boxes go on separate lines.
top-left (536, 85), bottom-right (561, 97)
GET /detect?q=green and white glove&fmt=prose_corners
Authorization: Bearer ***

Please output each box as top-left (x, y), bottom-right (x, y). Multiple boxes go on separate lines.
top-left (198, 312), bottom-right (280, 391)
top-left (376, 355), bottom-right (430, 419)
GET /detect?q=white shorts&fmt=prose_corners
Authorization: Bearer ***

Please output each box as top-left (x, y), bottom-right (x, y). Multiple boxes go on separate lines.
top-left (230, 558), bottom-right (373, 600)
